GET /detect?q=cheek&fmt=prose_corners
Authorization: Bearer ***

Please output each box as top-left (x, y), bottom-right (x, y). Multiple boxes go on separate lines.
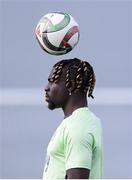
top-left (57, 87), bottom-right (69, 103)
top-left (50, 84), bottom-right (68, 101)
top-left (49, 84), bottom-right (59, 98)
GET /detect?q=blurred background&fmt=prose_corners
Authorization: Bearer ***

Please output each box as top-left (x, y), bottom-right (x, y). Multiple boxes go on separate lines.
top-left (0, 0), bottom-right (132, 178)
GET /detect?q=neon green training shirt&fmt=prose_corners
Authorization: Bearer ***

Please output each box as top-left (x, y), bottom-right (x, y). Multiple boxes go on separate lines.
top-left (43, 107), bottom-right (103, 179)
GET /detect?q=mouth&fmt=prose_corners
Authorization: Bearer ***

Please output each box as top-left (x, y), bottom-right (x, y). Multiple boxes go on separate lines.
top-left (45, 94), bottom-right (50, 102)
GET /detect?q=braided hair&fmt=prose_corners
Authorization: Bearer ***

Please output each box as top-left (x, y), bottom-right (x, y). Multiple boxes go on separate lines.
top-left (50, 58), bottom-right (96, 98)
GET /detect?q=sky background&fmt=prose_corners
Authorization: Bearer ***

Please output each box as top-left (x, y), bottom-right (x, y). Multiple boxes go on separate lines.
top-left (0, 0), bottom-right (132, 178)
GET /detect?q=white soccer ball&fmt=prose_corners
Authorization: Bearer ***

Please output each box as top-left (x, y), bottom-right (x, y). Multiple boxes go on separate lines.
top-left (35, 12), bottom-right (80, 55)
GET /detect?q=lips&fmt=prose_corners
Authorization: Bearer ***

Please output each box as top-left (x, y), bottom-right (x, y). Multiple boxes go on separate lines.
top-left (45, 94), bottom-right (50, 102)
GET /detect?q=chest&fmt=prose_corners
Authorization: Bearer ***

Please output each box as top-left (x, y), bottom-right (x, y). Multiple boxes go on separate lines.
top-left (47, 126), bottom-right (64, 158)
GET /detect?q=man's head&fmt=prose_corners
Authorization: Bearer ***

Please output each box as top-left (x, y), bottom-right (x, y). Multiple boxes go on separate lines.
top-left (45, 58), bottom-right (96, 110)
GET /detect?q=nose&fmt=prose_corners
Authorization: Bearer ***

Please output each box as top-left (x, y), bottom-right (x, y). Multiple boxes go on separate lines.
top-left (45, 83), bottom-right (49, 92)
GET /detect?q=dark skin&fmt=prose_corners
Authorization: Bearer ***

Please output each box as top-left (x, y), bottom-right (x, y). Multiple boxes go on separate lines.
top-left (45, 67), bottom-right (90, 179)
top-left (65, 168), bottom-right (90, 179)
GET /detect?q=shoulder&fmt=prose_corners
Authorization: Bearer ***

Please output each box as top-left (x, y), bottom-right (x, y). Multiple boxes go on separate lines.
top-left (62, 108), bottom-right (102, 147)
top-left (63, 117), bottom-right (94, 148)
top-left (64, 107), bottom-right (101, 133)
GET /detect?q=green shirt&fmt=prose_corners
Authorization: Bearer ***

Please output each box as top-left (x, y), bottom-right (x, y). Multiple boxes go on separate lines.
top-left (43, 107), bottom-right (103, 179)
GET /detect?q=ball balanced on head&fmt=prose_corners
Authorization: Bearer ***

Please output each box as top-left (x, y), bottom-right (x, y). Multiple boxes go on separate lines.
top-left (35, 12), bottom-right (80, 55)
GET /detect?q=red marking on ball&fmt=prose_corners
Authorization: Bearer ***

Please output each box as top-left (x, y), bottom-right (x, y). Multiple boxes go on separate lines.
top-left (63, 41), bottom-right (68, 46)
top-left (36, 24), bottom-right (41, 38)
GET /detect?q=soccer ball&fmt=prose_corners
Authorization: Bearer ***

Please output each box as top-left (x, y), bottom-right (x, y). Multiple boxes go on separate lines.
top-left (35, 12), bottom-right (80, 55)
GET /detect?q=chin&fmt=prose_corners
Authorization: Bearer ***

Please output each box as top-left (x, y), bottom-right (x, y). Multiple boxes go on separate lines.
top-left (48, 102), bottom-right (56, 110)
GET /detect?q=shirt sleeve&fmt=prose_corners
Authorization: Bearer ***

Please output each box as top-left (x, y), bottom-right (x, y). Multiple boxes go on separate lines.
top-left (63, 127), bottom-right (94, 170)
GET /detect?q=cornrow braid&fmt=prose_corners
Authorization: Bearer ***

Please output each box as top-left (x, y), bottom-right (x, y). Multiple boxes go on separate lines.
top-left (49, 62), bottom-right (64, 83)
top-left (88, 72), bottom-right (96, 99)
top-left (74, 63), bottom-right (83, 93)
top-left (82, 62), bottom-right (89, 93)
top-left (65, 66), bottom-right (72, 95)
top-left (51, 58), bottom-right (96, 98)
top-left (82, 61), bottom-right (96, 99)
top-left (87, 74), bottom-right (93, 98)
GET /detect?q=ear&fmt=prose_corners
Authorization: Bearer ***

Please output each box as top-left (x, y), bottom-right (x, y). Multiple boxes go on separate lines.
top-left (69, 80), bottom-right (76, 92)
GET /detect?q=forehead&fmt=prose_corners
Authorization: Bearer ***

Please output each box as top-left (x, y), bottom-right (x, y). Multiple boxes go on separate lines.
top-left (48, 68), bottom-right (54, 78)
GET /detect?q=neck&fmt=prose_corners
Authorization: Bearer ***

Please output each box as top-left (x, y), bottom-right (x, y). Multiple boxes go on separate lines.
top-left (62, 93), bottom-right (88, 118)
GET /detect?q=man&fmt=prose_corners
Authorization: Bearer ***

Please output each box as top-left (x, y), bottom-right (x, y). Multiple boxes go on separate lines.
top-left (43, 58), bottom-right (103, 179)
